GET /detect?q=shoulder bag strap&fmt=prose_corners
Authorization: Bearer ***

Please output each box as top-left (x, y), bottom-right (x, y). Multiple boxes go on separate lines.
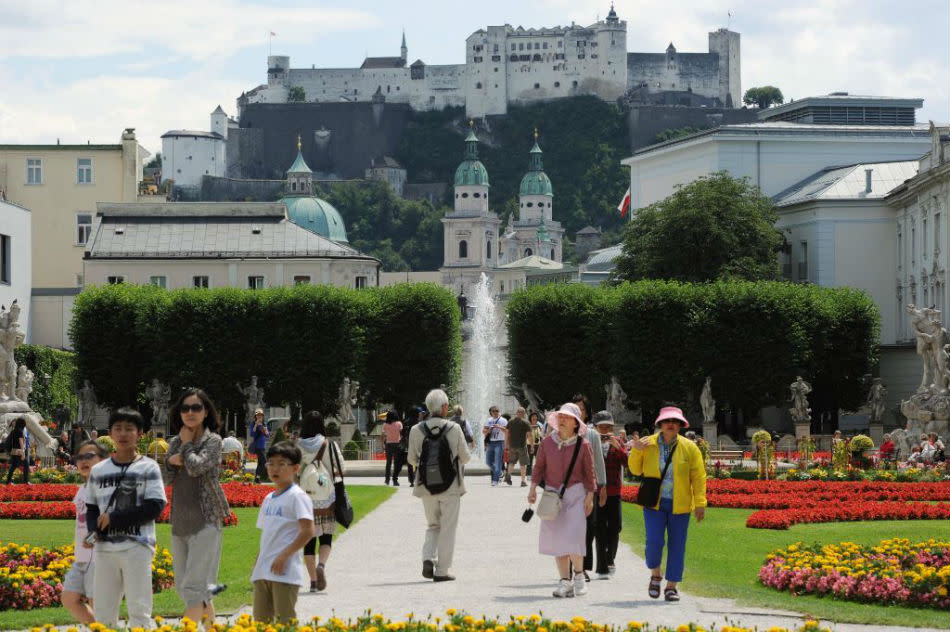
top-left (658, 441), bottom-right (677, 482)
top-left (557, 439), bottom-right (584, 499)
top-left (103, 455), bottom-right (140, 514)
top-left (328, 440), bottom-right (344, 483)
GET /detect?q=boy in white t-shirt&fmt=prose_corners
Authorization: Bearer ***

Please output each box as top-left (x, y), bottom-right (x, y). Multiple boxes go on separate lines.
top-left (61, 439), bottom-right (108, 624)
top-left (251, 441), bottom-right (316, 623)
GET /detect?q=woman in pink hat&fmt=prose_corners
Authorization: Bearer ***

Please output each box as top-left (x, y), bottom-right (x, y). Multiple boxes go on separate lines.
top-left (527, 403), bottom-right (597, 598)
top-left (628, 406), bottom-right (707, 602)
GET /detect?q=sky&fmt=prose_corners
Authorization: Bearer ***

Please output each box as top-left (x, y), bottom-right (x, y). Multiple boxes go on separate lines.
top-left (0, 0), bottom-right (947, 155)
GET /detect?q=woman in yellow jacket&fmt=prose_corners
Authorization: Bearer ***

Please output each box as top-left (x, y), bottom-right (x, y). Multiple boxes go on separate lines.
top-left (628, 406), bottom-right (706, 602)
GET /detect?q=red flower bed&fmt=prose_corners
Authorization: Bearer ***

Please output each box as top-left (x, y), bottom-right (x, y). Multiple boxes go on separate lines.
top-left (0, 484), bottom-right (76, 502)
top-left (620, 480), bottom-right (950, 529)
top-left (0, 501), bottom-right (75, 519)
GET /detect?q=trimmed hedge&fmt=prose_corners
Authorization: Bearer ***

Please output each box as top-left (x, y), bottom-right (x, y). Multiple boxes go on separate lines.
top-left (69, 283), bottom-right (460, 418)
top-left (13, 344), bottom-right (79, 421)
top-left (506, 281), bottom-right (879, 415)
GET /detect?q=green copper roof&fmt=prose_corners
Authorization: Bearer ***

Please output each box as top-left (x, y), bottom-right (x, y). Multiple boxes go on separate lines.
top-left (454, 128), bottom-right (489, 187)
top-left (287, 150), bottom-right (312, 174)
top-left (282, 196), bottom-right (348, 243)
top-left (519, 141), bottom-right (553, 196)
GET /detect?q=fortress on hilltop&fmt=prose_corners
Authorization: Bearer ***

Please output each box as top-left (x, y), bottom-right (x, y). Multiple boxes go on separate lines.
top-left (241, 5), bottom-right (740, 119)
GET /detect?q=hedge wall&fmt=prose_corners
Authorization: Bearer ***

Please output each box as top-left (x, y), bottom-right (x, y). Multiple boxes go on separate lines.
top-left (69, 283), bottom-right (460, 418)
top-left (13, 344), bottom-right (79, 421)
top-left (506, 281), bottom-right (880, 416)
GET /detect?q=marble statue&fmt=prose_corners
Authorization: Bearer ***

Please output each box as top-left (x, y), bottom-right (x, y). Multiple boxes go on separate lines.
top-left (605, 377), bottom-right (628, 422)
top-left (146, 379), bottom-right (171, 432)
top-left (338, 377), bottom-right (359, 422)
top-left (521, 383), bottom-right (544, 415)
top-left (79, 380), bottom-right (97, 427)
top-left (789, 376), bottom-right (812, 423)
top-left (700, 376), bottom-right (716, 423)
top-left (901, 305), bottom-right (950, 446)
top-left (236, 376), bottom-right (265, 425)
top-left (867, 378), bottom-right (887, 423)
top-left (15, 365), bottom-right (34, 403)
top-left (0, 301), bottom-right (26, 399)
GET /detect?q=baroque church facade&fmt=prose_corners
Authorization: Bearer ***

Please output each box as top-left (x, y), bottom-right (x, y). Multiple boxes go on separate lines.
top-left (440, 126), bottom-right (563, 296)
top-left (243, 6), bottom-right (740, 118)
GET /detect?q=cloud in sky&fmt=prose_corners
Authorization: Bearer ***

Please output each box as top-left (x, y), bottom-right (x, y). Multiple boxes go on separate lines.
top-left (0, 0), bottom-right (946, 154)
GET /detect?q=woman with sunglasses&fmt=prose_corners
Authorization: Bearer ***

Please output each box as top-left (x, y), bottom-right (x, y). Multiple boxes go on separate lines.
top-left (165, 388), bottom-right (230, 625)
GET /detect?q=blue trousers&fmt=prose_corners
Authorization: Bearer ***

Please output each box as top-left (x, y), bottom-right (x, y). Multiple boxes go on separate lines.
top-left (643, 497), bottom-right (691, 582)
top-left (485, 441), bottom-right (504, 483)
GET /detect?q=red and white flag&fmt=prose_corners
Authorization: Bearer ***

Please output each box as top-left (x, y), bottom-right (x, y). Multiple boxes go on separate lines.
top-left (617, 188), bottom-right (631, 218)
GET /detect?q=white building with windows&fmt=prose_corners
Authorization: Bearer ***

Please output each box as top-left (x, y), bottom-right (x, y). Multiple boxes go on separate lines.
top-left (0, 129), bottom-right (148, 348)
top-left (161, 106), bottom-right (229, 192)
top-left (0, 200), bottom-right (32, 336)
top-left (83, 202), bottom-right (379, 292)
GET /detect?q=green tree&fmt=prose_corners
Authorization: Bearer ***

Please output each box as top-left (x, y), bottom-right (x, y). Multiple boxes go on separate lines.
top-left (611, 172), bottom-right (782, 283)
top-left (145, 153), bottom-right (161, 169)
top-left (288, 86), bottom-right (306, 103)
top-left (652, 127), bottom-right (705, 144)
top-left (743, 86), bottom-right (784, 109)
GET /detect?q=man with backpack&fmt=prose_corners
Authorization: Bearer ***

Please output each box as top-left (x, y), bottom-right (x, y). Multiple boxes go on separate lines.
top-left (407, 388), bottom-right (471, 582)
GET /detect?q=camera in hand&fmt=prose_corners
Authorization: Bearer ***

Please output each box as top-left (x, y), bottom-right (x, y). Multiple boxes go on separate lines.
top-left (521, 507), bottom-right (534, 522)
top-left (83, 531), bottom-right (98, 546)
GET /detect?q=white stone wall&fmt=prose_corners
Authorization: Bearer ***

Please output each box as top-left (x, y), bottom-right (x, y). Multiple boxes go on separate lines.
top-left (0, 200), bottom-right (32, 342)
top-left (162, 135), bottom-right (225, 188)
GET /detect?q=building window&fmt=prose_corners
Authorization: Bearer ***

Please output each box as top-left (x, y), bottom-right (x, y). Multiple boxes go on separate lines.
top-left (107, 275), bottom-right (125, 285)
top-left (149, 275), bottom-right (167, 288)
top-left (519, 43), bottom-right (524, 50)
top-left (798, 241), bottom-right (808, 282)
top-left (76, 213), bottom-right (92, 245)
top-left (248, 275), bottom-right (265, 290)
top-left (355, 276), bottom-right (368, 289)
top-left (77, 158), bottom-right (93, 184)
top-left (0, 234), bottom-right (9, 285)
top-left (193, 275), bottom-right (210, 288)
top-left (458, 240), bottom-right (468, 259)
top-left (26, 158), bottom-right (42, 185)
top-left (534, 83), bottom-right (540, 89)
top-left (486, 240), bottom-right (492, 259)
top-left (524, 247), bottom-right (533, 257)
top-left (294, 275), bottom-right (311, 285)
top-left (476, 82), bottom-right (482, 89)
top-left (554, 81), bottom-right (560, 87)
top-left (936, 213), bottom-right (942, 256)
top-left (923, 218), bottom-right (928, 259)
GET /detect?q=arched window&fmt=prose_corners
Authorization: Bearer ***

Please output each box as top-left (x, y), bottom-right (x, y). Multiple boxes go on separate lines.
top-left (458, 240), bottom-right (468, 258)
top-left (487, 240), bottom-right (492, 259)
top-left (525, 248), bottom-right (533, 257)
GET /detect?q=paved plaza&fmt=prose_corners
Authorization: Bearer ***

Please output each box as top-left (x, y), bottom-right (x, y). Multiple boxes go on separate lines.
top-left (268, 478), bottom-right (944, 632)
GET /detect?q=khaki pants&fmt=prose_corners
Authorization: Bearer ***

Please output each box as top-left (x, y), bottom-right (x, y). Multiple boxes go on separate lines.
top-left (421, 494), bottom-right (461, 576)
top-left (253, 579), bottom-right (300, 623)
top-left (172, 524), bottom-right (223, 608)
top-left (93, 545), bottom-right (154, 629)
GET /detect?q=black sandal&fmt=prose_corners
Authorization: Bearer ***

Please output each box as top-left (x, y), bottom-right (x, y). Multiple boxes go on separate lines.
top-left (648, 576), bottom-right (662, 599)
top-left (664, 587), bottom-right (680, 602)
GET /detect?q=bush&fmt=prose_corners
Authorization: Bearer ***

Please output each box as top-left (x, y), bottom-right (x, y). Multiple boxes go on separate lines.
top-left (342, 440), bottom-right (361, 460)
top-left (507, 280), bottom-right (879, 422)
top-left (850, 434), bottom-right (874, 452)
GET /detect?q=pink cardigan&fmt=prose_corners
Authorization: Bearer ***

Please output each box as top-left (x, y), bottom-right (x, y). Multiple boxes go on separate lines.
top-left (531, 435), bottom-right (596, 492)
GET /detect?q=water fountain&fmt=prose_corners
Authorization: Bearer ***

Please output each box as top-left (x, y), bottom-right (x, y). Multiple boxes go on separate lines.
top-left (461, 273), bottom-right (508, 458)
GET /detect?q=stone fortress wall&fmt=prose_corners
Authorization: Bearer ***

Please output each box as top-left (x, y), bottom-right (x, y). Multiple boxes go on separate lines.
top-left (243, 9), bottom-right (739, 119)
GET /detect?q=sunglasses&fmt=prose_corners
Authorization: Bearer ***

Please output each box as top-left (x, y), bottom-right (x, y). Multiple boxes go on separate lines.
top-left (181, 403), bottom-right (205, 413)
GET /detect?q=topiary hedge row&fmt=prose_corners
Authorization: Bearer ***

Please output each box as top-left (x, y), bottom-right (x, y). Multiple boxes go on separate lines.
top-left (506, 280), bottom-right (879, 417)
top-left (69, 283), bottom-right (461, 418)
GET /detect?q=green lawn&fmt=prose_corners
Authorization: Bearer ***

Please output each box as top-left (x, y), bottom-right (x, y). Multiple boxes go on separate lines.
top-left (620, 503), bottom-right (948, 628)
top-left (0, 484), bottom-right (394, 630)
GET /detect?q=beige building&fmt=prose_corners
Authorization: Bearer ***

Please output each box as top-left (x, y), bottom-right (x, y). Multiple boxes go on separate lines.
top-left (0, 129), bottom-right (148, 347)
top-left (84, 202), bottom-right (380, 291)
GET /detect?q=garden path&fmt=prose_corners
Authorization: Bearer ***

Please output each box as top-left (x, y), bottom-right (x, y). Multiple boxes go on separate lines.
top-left (288, 479), bottom-right (943, 632)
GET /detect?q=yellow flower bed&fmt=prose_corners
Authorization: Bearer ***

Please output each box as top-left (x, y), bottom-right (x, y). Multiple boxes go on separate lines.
top-left (27, 612), bottom-right (835, 632)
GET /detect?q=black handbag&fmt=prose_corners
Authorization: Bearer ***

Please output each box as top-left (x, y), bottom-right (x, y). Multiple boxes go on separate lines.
top-left (635, 441), bottom-right (676, 507)
top-left (328, 442), bottom-right (354, 528)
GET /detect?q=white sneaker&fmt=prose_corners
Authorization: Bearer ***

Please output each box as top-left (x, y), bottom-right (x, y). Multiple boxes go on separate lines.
top-left (573, 573), bottom-right (588, 595)
top-left (552, 578), bottom-right (574, 598)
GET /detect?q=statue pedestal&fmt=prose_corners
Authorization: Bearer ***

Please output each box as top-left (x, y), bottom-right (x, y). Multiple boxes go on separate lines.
top-left (702, 421), bottom-right (718, 446)
top-left (868, 422), bottom-right (884, 446)
top-left (794, 422), bottom-right (811, 440)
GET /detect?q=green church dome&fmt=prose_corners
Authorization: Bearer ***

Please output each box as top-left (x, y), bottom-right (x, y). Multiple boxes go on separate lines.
top-left (454, 129), bottom-right (490, 188)
top-left (519, 140), bottom-right (553, 197)
top-left (283, 196), bottom-right (348, 243)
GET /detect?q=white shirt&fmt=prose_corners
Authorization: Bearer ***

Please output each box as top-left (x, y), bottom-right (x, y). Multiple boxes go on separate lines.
top-left (73, 484), bottom-right (92, 564)
top-left (85, 456), bottom-right (166, 552)
top-left (251, 484), bottom-right (314, 587)
top-left (485, 416), bottom-right (507, 442)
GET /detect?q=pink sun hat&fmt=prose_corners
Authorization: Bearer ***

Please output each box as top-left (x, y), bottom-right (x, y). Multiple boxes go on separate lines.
top-left (654, 406), bottom-right (690, 428)
top-left (545, 403), bottom-right (588, 436)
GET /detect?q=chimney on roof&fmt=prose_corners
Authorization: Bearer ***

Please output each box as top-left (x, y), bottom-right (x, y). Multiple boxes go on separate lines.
top-left (865, 168), bottom-right (873, 193)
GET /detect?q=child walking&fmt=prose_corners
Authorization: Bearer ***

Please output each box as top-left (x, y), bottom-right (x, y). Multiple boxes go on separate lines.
top-left (61, 439), bottom-right (108, 624)
top-left (85, 408), bottom-right (167, 629)
top-left (252, 441), bottom-right (316, 623)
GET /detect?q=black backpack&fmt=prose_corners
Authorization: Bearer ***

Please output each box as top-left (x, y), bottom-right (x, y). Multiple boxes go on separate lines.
top-left (418, 422), bottom-right (458, 494)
